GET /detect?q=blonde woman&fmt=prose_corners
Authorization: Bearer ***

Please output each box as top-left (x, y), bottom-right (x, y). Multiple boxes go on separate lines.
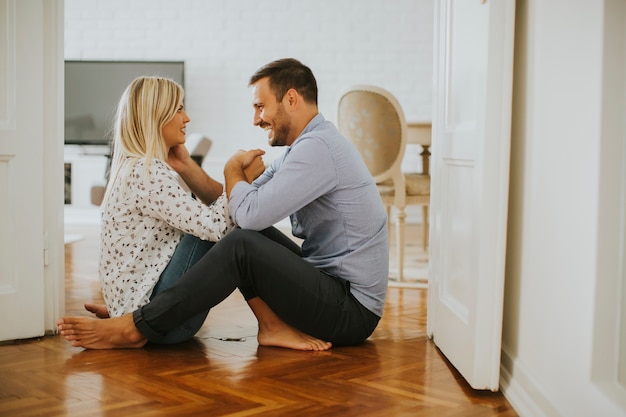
top-left (88, 76), bottom-right (263, 345)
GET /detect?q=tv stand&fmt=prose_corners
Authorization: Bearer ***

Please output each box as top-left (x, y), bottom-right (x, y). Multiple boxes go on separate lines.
top-left (64, 144), bottom-right (110, 207)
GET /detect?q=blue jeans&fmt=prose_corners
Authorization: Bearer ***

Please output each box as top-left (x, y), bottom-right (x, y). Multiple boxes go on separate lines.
top-left (147, 234), bottom-right (215, 344)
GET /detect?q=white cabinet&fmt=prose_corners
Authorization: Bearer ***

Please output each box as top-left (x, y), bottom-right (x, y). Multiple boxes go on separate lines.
top-left (64, 145), bottom-right (109, 208)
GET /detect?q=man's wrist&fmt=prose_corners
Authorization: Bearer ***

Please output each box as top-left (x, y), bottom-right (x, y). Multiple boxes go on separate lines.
top-left (224, 164), bottom-right (247, 198)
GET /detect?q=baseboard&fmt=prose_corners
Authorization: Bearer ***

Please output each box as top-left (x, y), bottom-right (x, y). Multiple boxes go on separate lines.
top-left (64, 206), bottom-right (101, 225)
top-left (499, 345), bottom-right (561, 417)
top-left (64, 234), bottom-right (84, 244)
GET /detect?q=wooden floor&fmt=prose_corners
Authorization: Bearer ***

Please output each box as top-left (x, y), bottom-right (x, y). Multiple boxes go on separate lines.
top-left (0, 223), bottom-right (518, 417)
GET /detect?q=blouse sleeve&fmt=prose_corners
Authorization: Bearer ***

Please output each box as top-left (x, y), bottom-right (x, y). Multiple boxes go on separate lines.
top-left (135, 160), bottom-right (236, 241)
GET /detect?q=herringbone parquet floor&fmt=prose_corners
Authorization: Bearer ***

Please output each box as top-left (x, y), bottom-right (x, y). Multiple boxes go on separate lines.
top-left (0, 223), bottom-right (518, 417)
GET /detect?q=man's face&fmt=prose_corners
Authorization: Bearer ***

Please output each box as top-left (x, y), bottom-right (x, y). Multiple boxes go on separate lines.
top-left (251, 77), bottom-right (292, 147)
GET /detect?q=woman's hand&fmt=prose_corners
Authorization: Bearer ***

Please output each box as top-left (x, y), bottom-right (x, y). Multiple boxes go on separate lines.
top-left (167, 144), bottom-right (193, 174)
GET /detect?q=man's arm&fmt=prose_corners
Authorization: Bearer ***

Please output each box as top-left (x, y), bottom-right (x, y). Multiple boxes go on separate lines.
top-left (168, 144), bottom-right (223, 205)
top-left (227, 138), bottom-right (336, 230)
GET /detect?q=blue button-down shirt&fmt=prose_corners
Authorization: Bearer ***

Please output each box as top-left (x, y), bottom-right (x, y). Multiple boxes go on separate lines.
top-left (229, 113), bottom-right (388, 317)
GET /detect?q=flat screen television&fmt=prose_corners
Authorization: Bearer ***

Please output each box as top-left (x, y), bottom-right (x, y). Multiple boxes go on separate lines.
top-left (64, 60), bottom-right (185, 146)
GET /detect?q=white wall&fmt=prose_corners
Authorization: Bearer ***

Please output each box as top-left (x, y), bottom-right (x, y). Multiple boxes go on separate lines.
top-left (501, 1), bottom-right (626, 416)
top-left (64, 0), bottom-right (434, 180)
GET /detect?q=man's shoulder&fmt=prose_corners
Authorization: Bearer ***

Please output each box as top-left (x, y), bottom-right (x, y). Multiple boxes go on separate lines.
top-left (296, 121), bottom-right (344, 147)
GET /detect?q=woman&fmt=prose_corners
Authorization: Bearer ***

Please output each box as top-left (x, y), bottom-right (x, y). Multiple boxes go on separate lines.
top-left (90, 76), bottom-right (261, 344)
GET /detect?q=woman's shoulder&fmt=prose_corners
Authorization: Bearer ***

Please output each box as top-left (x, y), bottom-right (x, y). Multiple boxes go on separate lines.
top-left (124, 158), bottom-right (177, 192)
top-left (131, 157), bottom-right (171, 175)
top-left (132, 156), bottom-right (167, 168)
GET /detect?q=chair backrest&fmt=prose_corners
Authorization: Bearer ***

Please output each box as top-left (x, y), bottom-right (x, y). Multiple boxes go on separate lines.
top-left (336, 84), bottom-right (407, 184)
top-left (185, 133), bottom-right (212, 166)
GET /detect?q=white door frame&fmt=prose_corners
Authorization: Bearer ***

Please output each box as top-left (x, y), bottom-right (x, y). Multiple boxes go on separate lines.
top-left (42, 0), bottom-right (65, 334)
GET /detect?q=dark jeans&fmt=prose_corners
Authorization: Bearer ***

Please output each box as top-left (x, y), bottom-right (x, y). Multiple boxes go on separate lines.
top-left (133, 227), bottom-right (380, 346)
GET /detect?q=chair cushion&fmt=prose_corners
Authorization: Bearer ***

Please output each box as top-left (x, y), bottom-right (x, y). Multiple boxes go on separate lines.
top-left (377, 173), bottom-right (430, 196)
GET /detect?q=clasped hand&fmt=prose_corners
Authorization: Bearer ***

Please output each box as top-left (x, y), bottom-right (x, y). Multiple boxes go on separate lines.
top-left (229, 149), bottom-right (266, 183)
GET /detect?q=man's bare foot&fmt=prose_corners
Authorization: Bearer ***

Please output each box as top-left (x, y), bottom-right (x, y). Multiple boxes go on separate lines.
top-left (257, 323), bottom-right (332, 351)
top-left (56, 314), bottom-right (147, 349)
top-left (247, 297), bottom-right (332, 351)
top-left (84, 303), bottom-right (110, 319)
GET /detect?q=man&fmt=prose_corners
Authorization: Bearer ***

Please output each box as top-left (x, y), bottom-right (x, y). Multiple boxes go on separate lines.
top-left (58, 58), bottom-right (389, 351)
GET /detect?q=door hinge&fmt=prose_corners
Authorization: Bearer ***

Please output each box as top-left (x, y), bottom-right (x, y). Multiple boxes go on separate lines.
top-left (43, 232), bottom-right (49, 266)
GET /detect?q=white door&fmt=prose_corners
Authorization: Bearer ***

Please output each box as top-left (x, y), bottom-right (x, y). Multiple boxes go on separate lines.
top-left (427, 0), bottom-right (516, 390)
top-left (0, 0), bottom-right (63, 341)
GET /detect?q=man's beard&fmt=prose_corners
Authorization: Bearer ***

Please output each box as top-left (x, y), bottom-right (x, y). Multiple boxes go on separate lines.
top-left (269, 105), bottom-right (292, 147)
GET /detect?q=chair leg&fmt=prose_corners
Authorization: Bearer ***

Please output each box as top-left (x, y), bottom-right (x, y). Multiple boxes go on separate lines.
top-left (395, 208), bottom-right (406, 281)
top-left (385, 205), bottom-right (391, 233)
top-left (422, 205), bottom-right (429, 251)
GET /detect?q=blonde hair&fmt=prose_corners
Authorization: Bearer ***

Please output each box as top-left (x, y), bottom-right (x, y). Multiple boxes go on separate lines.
top-left (102, 76), bottom-right (184, 207)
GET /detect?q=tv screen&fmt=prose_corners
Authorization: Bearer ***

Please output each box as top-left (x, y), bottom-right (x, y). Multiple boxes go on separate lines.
top-left (64, 60), bottom-right (185, 146)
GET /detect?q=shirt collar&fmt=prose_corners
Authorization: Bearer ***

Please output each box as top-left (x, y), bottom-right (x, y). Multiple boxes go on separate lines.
top-left (290, 113), bottom-right (325, 148)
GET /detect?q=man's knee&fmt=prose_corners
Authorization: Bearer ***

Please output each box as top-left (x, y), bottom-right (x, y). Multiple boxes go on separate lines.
top-left (219, 229), bottom-right (266, 257)
top-left (224, 228), bottom-right (262, 244)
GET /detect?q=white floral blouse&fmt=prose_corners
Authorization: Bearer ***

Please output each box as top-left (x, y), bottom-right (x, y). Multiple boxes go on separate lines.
top-left (99, 158), bottom-right (236, 317)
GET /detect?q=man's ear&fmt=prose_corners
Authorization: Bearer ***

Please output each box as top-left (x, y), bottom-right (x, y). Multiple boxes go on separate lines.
top-left (284, 88), bottom-right (299, 109)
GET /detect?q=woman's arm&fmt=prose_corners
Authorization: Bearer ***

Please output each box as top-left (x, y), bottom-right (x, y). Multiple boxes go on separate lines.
top-left (140, 159), bottom-right (236, 241)
top-left (167, 144), bottom-right (223, 205)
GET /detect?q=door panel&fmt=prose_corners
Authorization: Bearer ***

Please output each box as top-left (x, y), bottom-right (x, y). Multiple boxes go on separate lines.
top-left (440, 160), bottom-right (475, 324)
top-left (0, 0), bottom-right (46, 341)
top-left (428, 0), bottom-right (516, 391)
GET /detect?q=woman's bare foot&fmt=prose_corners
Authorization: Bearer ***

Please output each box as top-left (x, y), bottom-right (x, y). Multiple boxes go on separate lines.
top-left (84, 303), bottom-right (110, 319)
top-left (56, 314), bottom-right (147, 349)
top-left (248, 297), bottom-right (332, 351)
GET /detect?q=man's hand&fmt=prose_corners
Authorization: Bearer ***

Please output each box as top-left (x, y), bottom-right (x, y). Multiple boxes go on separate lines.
top-left (243, 154), bottom-right (266, 183)
top-left (226, 149), bottom-right (266, 172)
top-left (225, 149), bottom-right (266, 197)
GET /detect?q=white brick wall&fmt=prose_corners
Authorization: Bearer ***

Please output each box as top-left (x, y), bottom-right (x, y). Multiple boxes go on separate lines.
top-left (65, 0), bottom-right (433, 181)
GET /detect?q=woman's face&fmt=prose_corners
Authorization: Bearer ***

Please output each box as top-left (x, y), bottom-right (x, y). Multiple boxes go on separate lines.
top-left (162, 100), bottom-right (190, 150)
